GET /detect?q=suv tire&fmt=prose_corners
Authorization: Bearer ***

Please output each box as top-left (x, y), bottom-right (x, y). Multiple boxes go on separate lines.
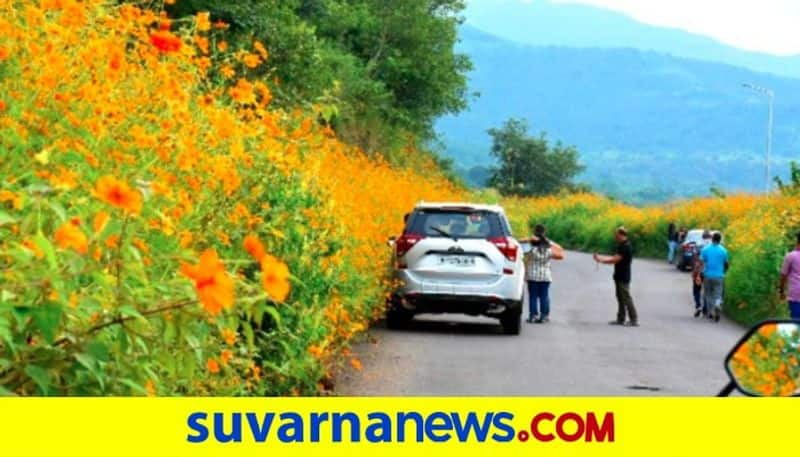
top-left (386, 308), bottom-right (413, 329)
top-left (500, 309), bottom-right (521, 335)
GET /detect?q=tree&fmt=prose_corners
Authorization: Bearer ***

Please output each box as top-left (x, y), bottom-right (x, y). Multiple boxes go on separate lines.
top-left (775, 161), bottom-right (800, 195)
top-left (487, 118), bottom-right (585, 196)
top-left (158, 0), bottom-right (472, 154)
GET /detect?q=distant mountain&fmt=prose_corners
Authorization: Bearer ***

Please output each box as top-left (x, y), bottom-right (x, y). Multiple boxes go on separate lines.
top-left (438, 26), bottom-right (800, 203)
top-left (465, 0), bottom-right (800, 79)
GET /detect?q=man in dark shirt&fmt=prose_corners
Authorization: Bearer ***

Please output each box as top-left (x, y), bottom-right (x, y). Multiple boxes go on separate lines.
top-left (593, 227), bottom-right (639, 327)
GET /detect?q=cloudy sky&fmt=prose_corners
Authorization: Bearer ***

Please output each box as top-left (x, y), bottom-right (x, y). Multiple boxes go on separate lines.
top-left (550, 0), bottom-right (800, 55)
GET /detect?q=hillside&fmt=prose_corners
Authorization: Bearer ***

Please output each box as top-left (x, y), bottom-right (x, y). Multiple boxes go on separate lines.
top-left (465, 0), bottom-right (800, 79)
top-left (439, 26), bottom-right (800, 202)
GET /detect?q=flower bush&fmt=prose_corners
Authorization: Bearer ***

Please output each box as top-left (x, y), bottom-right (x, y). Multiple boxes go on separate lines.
top-left (0, 0), bottom-right (462, 395)
top-left (728, 323), bottom-right (800, 396)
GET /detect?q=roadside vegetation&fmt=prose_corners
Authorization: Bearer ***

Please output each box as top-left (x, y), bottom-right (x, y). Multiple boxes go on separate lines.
top-left (0, 0), bottom-right (462, 395)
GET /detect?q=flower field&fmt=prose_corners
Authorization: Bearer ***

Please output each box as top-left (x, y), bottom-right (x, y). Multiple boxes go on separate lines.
top-left (1, 0), bottom-right (796, 397)
top-left (0, 0), bottom-right (461, 395)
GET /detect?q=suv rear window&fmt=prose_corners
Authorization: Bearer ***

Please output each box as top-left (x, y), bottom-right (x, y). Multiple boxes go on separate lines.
top-left (406, 209), bottom-right (507, 239)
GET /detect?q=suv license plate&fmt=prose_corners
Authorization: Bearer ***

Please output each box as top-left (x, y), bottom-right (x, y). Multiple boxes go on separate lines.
top-left (440, 256), bottom-right (475, 267)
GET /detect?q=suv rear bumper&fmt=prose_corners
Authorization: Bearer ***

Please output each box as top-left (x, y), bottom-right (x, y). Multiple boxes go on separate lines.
top-left (389, 292), bottom-right (522, 317)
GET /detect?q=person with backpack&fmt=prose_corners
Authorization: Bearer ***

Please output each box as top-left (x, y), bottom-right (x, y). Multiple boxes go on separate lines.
top-left (523, 224), bottom-right (564, 324)
top-left (692, 231), bottom-right (713, 317)
top-left (699, 232), bottom-right (729, 322)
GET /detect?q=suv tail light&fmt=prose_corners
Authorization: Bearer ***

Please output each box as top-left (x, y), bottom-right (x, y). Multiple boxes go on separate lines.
top-left (396, 233), bottom-right (424, 260)
top-left (489, 236), bottom-right (518, 261)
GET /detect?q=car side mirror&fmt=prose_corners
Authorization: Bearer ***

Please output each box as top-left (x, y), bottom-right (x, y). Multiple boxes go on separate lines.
top-left (720, 320), bottom-right (800, 396)
top-left (387, 236), bottom-right (396, 248)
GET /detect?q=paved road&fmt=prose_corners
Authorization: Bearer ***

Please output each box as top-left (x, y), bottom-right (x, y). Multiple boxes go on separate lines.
top-left (335, 251), bottom-right (745, 396)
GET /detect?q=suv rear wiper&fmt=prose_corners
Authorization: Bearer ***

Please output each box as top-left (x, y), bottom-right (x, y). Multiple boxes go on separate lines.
top-left (430, 226), bottom-right (456, 240)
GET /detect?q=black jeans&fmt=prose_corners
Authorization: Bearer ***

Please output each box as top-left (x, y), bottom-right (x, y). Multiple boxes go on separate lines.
top-left (615, 281), bottom-right (638, 323)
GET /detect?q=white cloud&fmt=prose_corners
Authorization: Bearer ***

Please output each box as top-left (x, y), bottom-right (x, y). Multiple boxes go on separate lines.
top-left (551, 0), bottom-right (800, 55)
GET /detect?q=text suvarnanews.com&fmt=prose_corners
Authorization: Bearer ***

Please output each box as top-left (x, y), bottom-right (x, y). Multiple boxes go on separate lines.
top-left (186, 410), bottom-right (615, 444)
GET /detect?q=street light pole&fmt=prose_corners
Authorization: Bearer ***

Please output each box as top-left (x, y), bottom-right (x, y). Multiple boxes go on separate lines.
top-left (742, 83), bottom-right (775, 193)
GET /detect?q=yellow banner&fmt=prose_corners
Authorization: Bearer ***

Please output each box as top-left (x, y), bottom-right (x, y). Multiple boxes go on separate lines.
top-left (0, 398), bottom-right (794, 457)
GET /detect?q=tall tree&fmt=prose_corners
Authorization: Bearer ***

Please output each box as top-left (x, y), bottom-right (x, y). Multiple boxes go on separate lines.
top-left (158, 0), bottom-right (472, 153)
top-left (488, 118), bottom-right (585, 196)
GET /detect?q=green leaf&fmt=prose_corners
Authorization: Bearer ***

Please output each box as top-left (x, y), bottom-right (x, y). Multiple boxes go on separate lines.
top-left (119, 379), bottom-right (147, 395)
top-left (0, 289), bottom-right (18, 303)
top-left (74, 353), bottom-right (105, 390)
top-left (31, 302), bottom-right (63, 344)
top-left (87, 341), bottom-right (110, 362)
top-left (118, 305), bottom-right (146, 323)
top-left (0, 384), bottom-right (16, 397)
top-left (24, 365), bottom-right (51, 395)
top-left (46, 200), bottom-right (67, 223)
top-left (0, 210), bottom-right (17, 226)
top-left (74, 353), bottom-right (96, 372)
top-left (34, 231), bottom-right (57, 271)
top-left (0, 315), bottom-right (10, 347)
top-left (163, 320), bottom-right (176, 343)
top-left (262, 304), bottom-right (282, 329)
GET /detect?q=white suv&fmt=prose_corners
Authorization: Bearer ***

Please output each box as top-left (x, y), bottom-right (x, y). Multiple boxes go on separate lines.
top-left (386, 202), bottom-right (525, 334)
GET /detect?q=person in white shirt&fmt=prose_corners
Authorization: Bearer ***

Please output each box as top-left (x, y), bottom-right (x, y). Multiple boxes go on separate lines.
top-left (522, 224), bottom-right (564, 323)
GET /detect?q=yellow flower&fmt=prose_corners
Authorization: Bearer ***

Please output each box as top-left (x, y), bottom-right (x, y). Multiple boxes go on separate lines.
top-left (195, 12), bottom-right (211, 32)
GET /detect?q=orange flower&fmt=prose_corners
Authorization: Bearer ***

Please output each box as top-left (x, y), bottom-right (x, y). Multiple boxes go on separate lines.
top-left (196, 12), bottom-right (211, 32)
top-left (259, 254), bottom-right (291, 302)
top-left (105, 234), bottom-right (120, 249)
top-left (54, 221), bottom-right (88, 254)
top-left (222, 328), bottom-right (237, 345)
top-left (759, 323), bottom-right (777, 338)
top-left (22, 238), bottom-right (44, 259)
top-left (95, 176), bottom-right (142, 215)
top-left (350, 358), bottom-right (363, 371)
top-left (0, 100), bottom-right (6, 112)
top-left (242, 53), bottom-right (261, 69)
top-left (220, 349), bottom-right (233, 365)
top-left (243, 234), bottom-right (266, 261)
top-left (0, 190), bottom-right (21, 210)
top-left (93, 211), bottom-right (110, 234)
top-left (178, 230), bottom-right (193, 248)
top-left (217, 40), bottom-right (228, 52)
top-left (180, 249), bottom-right (235, 315)
top-left (145, 380), bottom-right (156, 397)
top-left (0, 46), bottom-right (8, 61)
top-left (308, 344), bottom-right (323, 358)
top-left (132, 238), bottom-right (149, 253)
top-left (206, 358), bottom-right (220, 374)
top-left (150, 30), bottom-right (182, 53)
top-left (253, 41), bottom-right (268, 60)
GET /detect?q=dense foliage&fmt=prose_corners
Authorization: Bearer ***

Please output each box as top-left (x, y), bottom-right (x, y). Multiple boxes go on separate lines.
top-left (487, 118), bottom-right (585, 197)
top-left (158, 0), bottom-right (472, 157)
top-left (0, 0), bottom-right (462, 395)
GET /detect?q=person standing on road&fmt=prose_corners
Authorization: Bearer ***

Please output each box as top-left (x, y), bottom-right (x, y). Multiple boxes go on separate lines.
top-left (692, 230), bottom-right (713, 317)
top-left (523, 224), bottom-right (564, 324)
top-left (593, 227), bottom-right (638, 327)
top-left (699, 232), bottom-right (729, 322)
top-left (779, 231), bottom-right (800, 320)
top-left (667, 222), bottom-right (679, 264)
